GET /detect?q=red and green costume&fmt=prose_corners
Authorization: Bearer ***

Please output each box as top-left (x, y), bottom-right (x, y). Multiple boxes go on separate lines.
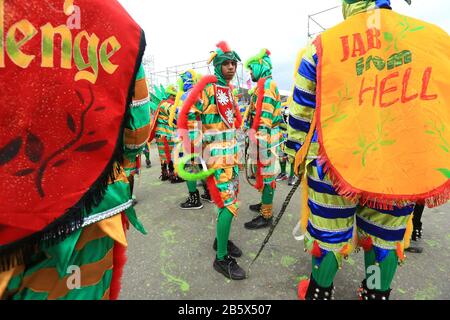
top-left (244, 49), bottom-right (283, 228)
top-left (177, 42), bottom-right (246, 279)
top-left (149, 85), bottom-right (182, 182)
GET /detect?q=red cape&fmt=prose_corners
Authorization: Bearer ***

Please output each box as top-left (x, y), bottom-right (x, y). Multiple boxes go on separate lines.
top-left (0, 0), bottom-right (145, 269)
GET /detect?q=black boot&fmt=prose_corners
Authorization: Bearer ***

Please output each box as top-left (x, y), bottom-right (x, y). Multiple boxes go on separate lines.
top-left (201, 187), bottom-right (214, 203)
top-left (160, 163), bottom-right (170, 181)
top-left (244, 215), bottom-right (273, 230)
top-left (146, 159), bottom-right (152, 168)
top-left (358, 279), bottom-right (391, 301)
top-left (407, 223), bottom-right (424, 253)
top-left (213, 256), bottom-right (246, 280)
top-left (167, 161), bottom-right (183, 184)
top-left (412, 205), bottom-right (424, 241)
top-left (179, 190), bottom-right (203, 210)
top-left (249, 203), bottom-right (262, 213)
top-left (304, 275), bottom-right (335, 300)
top-left (213, 239), bottom-right (242, 258)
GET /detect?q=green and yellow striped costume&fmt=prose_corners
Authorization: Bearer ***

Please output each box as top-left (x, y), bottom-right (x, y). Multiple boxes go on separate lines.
top-left (123, 66), bottom-right (152, 176)
top-left (190, 84), bottom-right (240, 216)
top-left (289, 2), bottom-right (415, 293)
top-left (155, 100), bottom-right (176, 164)
top-left (249, 78), bottom-right (283, 187)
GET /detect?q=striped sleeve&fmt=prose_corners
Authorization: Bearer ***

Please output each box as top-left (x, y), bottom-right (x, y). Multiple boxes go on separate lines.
top-left (123, 64), bottom-right (151, 168)
top-left (286, 43), bottom-right (319, 159)
top-left (256, 79), bottom-right (282, 148)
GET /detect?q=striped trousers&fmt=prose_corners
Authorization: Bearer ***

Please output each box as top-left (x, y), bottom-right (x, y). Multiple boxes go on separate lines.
top-left (156, 135), bottom-right (175, 164)
top-left (304, 160), bottom-right (414, 264)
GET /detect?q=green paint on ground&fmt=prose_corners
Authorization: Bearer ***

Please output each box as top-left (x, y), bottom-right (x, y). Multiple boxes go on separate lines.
top-left (414, 285), bottom-right (440, 300)
top-left (398, 288), bottom-right (406, 294)
top-left (249, 253), bottom-right (257, 259)
top-left (160, 248), bottom-right (169, 259)
top-left (295, 276), bottom-right (309, 283)
top-left (425, 240), bottom-right (439, 248)
top-left (161, 266), bottom-right (191, 293)
top-left (163, 230), bottom-right (177, 244)
top-left (281, 256), bottom-right (297, 268)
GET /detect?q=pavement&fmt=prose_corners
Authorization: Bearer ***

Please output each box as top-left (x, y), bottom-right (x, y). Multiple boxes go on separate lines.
top-left (121, 145), bottom-right (450, 300)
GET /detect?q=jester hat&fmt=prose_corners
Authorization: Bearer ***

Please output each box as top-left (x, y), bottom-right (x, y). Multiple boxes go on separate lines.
top-left (245, 49), bottom-right (273, 81)
top-left (208, 41), bottom-right (241, 85)
top-left (165, 84), bottom-right (178, 98)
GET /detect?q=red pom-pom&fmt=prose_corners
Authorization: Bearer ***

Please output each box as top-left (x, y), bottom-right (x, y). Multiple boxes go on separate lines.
top-left (265, 49), bottom-right (271, 56)
top-left (297, 279), bottom-right (310, 301)
top-left (359, 237), bottom-right (373, 252)
top-left (216, 41), bottom-right (231, 53)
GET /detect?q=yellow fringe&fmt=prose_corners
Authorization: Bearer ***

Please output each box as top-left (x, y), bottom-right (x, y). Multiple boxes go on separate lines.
top-left (294, 114), bottom-right (317, 175)
top-left (168, 91), bottom-right (183, 128)
top-left (403, 214), bottom-right (414, 249)
top-left (300, 171), bottom-right (310, 233)
top-left (241, 105), bottom-right (251, 129)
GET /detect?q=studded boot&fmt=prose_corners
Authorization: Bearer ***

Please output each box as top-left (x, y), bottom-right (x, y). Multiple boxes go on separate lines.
top-left (179, 190), bottom-right (204, 210)
top-left (358, 279), bottom-right (392, 301)
top-left (304, 276), bottom-right (335, 300)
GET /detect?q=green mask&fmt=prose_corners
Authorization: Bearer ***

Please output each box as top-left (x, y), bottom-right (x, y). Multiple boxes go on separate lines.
top-left (245, 49), bottom-right (273, 82)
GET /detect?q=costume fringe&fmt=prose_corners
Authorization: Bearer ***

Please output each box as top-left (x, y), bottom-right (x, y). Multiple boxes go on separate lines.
top-left (314, 33), bottom-right (450, 209)
top-left (404, 215), bottom-right (414, 249)
top-left (234, 105), bottom-right (243, 129)
top-left (0, 30), bottom-right (147, 273)
top-left (110, 241), bottom-right (127, 300)
top-left (163, 137), bottom-right (172, 164)
top-left (168, 91), bottom-right (183, 128)
top-left (251, 78), bottom-right (267, 191)
top-left (206, 176), bottom-right (224, 208)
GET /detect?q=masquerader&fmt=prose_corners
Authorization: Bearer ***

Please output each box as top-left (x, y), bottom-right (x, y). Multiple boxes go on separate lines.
top-left (170, 70), bottom-right (213, 210)
top-left (290, 0), bottom-right (450, 300)
top-left (243, 49), bottom-right (283, 230)
top-left (0, 0), bottom-right (150, 300)
top-left (151, 84), bottom-right (184, 184)
top-left (177, 42), bottom-right (246, 280)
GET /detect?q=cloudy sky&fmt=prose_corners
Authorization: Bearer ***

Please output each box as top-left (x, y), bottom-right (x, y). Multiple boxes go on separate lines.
top-left (117, 0), bottom-right (450, 91)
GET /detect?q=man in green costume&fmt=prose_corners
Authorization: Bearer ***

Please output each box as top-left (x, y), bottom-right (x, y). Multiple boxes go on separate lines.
top-left (243, 49), bottom-right (283, 230)
top-left (177, 42), bottom-right (245, 280)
